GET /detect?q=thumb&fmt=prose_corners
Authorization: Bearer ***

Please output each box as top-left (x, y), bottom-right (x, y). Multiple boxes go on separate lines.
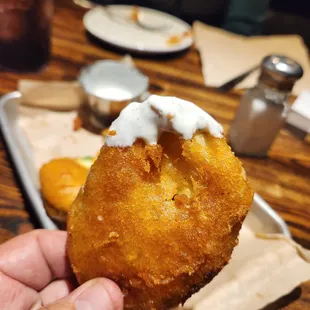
top-left (40, 278), bottom-right (124, 310)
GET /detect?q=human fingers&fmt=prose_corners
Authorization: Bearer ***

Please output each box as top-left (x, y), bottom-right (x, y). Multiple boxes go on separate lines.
top-left (0, 269), bottom-right (39, 309)
top-left (39, 278), bottom-right (76, 305)
top-left (39, 278), bottom-right (123, 310)
top-left (0, 230), bottom-right (71, 291)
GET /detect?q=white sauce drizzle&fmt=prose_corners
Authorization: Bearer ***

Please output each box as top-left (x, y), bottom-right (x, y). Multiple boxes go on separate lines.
top-left (106, 95), bottom-right (223, 147)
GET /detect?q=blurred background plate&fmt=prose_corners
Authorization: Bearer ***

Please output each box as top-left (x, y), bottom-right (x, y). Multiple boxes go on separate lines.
top-left (83, 5), bottom-right (193, 54)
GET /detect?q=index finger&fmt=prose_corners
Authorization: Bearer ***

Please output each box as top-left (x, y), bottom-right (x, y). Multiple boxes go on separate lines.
top-left (0, 229), bottom-right (72, 291)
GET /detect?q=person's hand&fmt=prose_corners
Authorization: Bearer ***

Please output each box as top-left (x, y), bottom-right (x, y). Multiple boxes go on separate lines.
top-left (0, 229), bottom-right (124, 310)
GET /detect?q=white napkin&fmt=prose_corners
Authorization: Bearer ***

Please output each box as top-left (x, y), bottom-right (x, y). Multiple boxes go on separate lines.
top-left (287, 90), bottom-right (310, 133)
top-left (179, 227), bottom-right (310, 310)
top-left (193, 21), bottom-right (310, 95)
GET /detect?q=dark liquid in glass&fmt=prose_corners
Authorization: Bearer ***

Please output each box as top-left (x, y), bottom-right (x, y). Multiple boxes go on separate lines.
top-left (0, 0), bottom-right (53, 72)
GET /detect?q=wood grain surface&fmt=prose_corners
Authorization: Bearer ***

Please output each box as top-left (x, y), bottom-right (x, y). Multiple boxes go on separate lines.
top-left (0, 0), bottom-right (310, 308)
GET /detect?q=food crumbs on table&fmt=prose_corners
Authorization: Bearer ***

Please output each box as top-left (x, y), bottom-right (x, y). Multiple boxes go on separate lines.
top-left (130, 5), bottom-right (139, 22)
top-left (167, 31), bottom-right (192, 46)
top-left (167, 35), bottom-right (181, 46)
top-left (183, 30), bottom-right (192, 37)
top-left (73, 115), bottom-right (83, 131)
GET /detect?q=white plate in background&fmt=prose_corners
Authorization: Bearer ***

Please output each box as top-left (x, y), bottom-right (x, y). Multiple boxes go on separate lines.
top-left (83, 5), bottom-right (193, 54)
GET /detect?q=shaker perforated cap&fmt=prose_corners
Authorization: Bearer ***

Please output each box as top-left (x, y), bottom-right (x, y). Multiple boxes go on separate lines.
top-left (260, 55), bottom-right (303, 90)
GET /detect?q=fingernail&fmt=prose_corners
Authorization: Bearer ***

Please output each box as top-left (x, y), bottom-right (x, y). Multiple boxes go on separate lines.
top-left (30, 299), bottom-right (42, 310)
top-left (75, 281), bottom-right (115, 310)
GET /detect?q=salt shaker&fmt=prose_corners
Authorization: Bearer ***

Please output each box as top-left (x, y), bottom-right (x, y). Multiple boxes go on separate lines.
top-left (228, 55), bottom-right (303, 157)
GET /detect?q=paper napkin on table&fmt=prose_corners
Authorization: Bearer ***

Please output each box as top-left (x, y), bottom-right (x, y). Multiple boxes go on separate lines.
top-left (193, 21), bottom-right (310, 95)
top-left (178, 226), bottom-right (310, 310)
top-left (287, 90), bottom-right (310, 133)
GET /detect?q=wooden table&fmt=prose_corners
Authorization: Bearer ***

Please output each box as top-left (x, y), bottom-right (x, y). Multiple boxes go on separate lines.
top-left (0, 0), bottom-right (310, 308)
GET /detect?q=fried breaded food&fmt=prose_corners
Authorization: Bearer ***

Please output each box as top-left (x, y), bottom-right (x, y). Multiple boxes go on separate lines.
top-left (67, 131), bottom-right (253, 309)
top-left (40, 157), bottom-right (95, 228)
top-left (40, 158), bottom-right (89, 213)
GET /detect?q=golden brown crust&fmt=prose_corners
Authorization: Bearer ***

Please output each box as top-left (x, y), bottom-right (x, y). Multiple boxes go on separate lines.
top-left (67, 132), bottom-right (253, 309)
top-left (40, 158), bottom-right (88, 213)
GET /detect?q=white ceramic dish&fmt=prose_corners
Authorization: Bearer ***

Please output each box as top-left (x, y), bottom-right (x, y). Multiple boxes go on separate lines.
top-left (83, 5), bottom-right (193, 54)
top-left (0, 91), bottom-right (291, 237)
top-left (79, 60), bottom-right (149, 101)
top-left (79, 60), bottom-right (149, 128)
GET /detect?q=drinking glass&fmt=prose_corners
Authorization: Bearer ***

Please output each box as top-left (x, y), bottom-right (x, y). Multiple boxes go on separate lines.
top-left (0, 0), bottom-right (54, 72)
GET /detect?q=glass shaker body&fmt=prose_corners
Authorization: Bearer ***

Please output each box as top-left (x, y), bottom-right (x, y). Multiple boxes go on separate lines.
top-left (0, 0), bottom-right (54, 72)
top-left (229, 83), bottom-right (289, 157)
